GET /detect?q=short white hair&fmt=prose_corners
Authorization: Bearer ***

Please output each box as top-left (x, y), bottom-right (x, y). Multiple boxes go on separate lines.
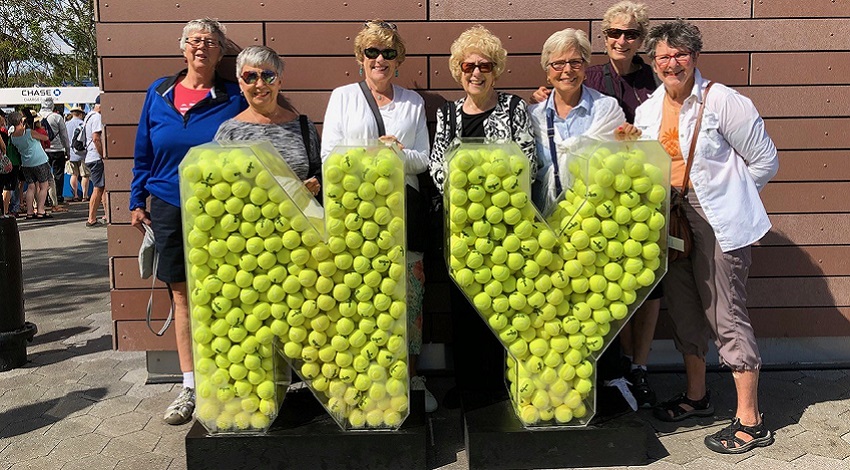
top-left (236, 46), bottom-right (285, 77)
top-left (180, 18), bottom-right (227, 50)
top-left (540, 29), bottom-right (591, 71)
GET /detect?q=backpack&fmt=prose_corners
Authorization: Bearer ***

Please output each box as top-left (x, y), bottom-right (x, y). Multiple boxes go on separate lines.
top-left (72, 122), bottom-right (86, 152)
top-left (73, 114), bottom-right (91, 152)
top-left (44, 114), bottom-right (57, 142)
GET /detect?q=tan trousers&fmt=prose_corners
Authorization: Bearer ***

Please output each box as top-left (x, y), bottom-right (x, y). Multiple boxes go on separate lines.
top-left (662, 194), bottom-right (762, 371)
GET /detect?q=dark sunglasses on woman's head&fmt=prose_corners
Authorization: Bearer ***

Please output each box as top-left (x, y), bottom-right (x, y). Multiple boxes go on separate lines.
top-left (365, 21), bottom-right (397, 31)
top-left (604, 28), bottom-right (642, 41)
top-left (460, 61), bottom-right (494, 73)
top-left (364, 48), bottom-right (398, 60)
top-left (240, 70), bottom-right (277, 85)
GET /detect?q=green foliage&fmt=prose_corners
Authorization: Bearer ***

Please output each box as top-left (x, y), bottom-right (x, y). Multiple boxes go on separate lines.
top-left (0, 0), bottom-right (97, 87)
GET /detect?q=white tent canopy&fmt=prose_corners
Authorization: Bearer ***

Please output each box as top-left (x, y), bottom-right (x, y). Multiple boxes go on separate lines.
top-left (0, 87), bottom-right (101, 106)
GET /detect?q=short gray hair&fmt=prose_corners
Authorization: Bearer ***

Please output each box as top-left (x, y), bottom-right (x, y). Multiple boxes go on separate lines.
top-left (645, 20), bottom-right (703, 60)
top-left (180, 18), bottom-right (227, 50)
top-left (236, 46), bottom-right (285, 78)
top-left (540, 28), bottom-right (591, 71)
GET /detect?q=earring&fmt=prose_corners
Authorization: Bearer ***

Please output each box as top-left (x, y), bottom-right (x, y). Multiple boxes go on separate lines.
top-left (394, 69), bottom-right (399, 78)
top-left (359, 67), bottom-right (363, 77)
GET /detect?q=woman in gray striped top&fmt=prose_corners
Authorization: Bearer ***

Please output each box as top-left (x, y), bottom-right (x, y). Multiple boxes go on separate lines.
top-left (215, 46), bottom-right (321, 193)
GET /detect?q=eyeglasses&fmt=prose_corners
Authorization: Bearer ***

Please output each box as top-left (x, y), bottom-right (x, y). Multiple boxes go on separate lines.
top-left (654, 52), bottom-right (692, 66)
top-left (185, 37), bottom-right (220, 49)
top-left (548, 59), bottom-right (584, 71)
top-left (240, 70), bottom-right (278, 85)
top-left (460, 62), bottom-right (494, 73)
top-left (364, 21), bottom-right (397, 31)
top-left (603, 28), bottom-right (642, 41)
top-left (363, 48), bottom-right (398, 60)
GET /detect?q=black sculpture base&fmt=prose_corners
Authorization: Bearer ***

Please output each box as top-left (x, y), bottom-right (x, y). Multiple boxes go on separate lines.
top-left (186, 389), bottom-right (427, 470)
top-left (462, 393), bottom-right (653, 469)
top-left (0, 322), bottom-right (37, 372)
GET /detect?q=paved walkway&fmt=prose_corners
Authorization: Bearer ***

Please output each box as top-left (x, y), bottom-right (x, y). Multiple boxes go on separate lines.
top-left (2, 202), bottom-right (850, 469)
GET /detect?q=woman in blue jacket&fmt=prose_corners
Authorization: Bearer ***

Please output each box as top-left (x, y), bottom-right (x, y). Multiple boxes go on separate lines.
top-left (129, 18), bottom-right (246, 425)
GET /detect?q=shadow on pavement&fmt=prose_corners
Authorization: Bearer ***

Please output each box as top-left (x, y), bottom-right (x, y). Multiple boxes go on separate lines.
top-left (0, 387), bottom-right (108, 439)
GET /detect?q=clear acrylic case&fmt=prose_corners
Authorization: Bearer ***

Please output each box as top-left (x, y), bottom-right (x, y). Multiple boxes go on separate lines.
top-left (443, 138), bottom-right (670, 427)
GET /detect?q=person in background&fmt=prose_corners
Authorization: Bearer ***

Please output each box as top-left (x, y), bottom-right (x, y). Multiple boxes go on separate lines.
top-left (531, 1), bottom-right (662, 408)
top-left (215, 46), bottom-right (321, 195)
top-left (65, 107), bottom-right (91, 202)
top-left (7, 112), bottom-right (51, 219)
top-left (84, 98), bottom-right (106, 227)
top-left (129, 18), bottom-right (245, 425)
top-left (428, 25), bottom-right (537, 407)
top-left (1, 110), bottom-right (24, 218)
top-left (321, 20), bottom-right (435, 412)
top-left (39, 98), bottom-right (71, 211)
top-left (619, 19), bottom-right (778, 454)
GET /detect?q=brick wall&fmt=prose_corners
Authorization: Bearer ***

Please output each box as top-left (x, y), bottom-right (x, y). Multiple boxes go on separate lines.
top-left (97, 1), bottom-right (850, 352)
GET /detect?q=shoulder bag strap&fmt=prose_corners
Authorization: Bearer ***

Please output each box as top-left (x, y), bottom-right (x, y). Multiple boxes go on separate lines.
top-left (143, 225), bottom-right (173, 336)
top-left (448, 101), bottom-right (457, 141)
top-left (507, 94), bottom-right (521, 141)
top-left (358, 81), bottom-right (386, 136)
top-left (602, 63), bottom-right (619, 100)
top-left (546, 95), bottom-right (563, 196)
top-left (681, 81), bottom-right (715, 197)
top-left (298, 114), bottom-right (317, 177)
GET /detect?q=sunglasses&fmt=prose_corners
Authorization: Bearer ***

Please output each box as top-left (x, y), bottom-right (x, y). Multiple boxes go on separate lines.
top-left (364, 48), bottom-right (398, 60)
top-left (460, 61), bottom-right (494, 74)
top-left (240, 70), bottom-right (277, 85)
top-left (548, 59), bottom-right (584, 71)
top-left (604, 28), bottom-right (642, 41)
top-left (364, 21), bottom-right (398, 31)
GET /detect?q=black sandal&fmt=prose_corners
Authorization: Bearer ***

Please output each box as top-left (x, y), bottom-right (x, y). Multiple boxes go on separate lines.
top-left (705, 414), bottom-right (774, 454)
top-left (653, 391), bottom-right (714, 422)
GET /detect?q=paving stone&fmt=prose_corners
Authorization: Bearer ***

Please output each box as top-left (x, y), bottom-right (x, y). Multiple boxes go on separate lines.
top-left (0, 417), bottom-right (53, 440)
top-left (101, 436), bottom-right (151, 461)
top-left (798, 407), bottom-right (850, 436)
top-left (114, 452), bottom-right (173, 470)
top-left (95, 411), bottom-right (151, 438)
top-left (789, 453), bottom-right (850, 469)
top-left (0, 385), bottom-right (49, 412)
top-left (26, 350), bottom-right (75, 366)
top-left (136, 390), bottom-right (182, 418)
top-left (0, 434), bottom-right (60, 462)
top-left (683, 455), bottom-right (756, 469)
top-left (0, 371), bottom-right (46, 391)
top-left (42, 415), bottom-right (102, 440)
top-left (734, 455), bottom-right (799, 470)
top-left (82, 380), bottom-right (133, 401)
top-left (110, 430), bottom-right (161, 453)
top-left (125, 381), bottom-right (178, 400)
top-left (637, 461), bottom-right (686, 469)
top-left (86, 395), bottom-right (142, 420)
top-left (60, 454), bottom-right (117, 470)
top-left (77, 368), bottom-right (131, 388)
top-left (153, 430), bottom-right (187, 461)
top-left (786, 430), bottom-right (850, 460)
top-left (8, 455), bottom-right (64, 470)
top-left (43, 390), bottom-right (100, 420)
top-left (119, 367), bottom-right (147, 385)
top-left (794, 376), bottom-right (847, 403)
top-left (46, 433), bottom-right (109, 463)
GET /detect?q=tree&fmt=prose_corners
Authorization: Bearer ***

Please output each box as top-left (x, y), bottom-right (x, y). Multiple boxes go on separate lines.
top-left (0, 0), bottom-right (97, 87)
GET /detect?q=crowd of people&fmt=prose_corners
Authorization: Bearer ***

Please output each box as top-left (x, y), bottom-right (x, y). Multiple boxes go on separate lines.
top-left (130, 1), bottom-right (778, 454)
top-left (0, 97), bottom-right (106, 226)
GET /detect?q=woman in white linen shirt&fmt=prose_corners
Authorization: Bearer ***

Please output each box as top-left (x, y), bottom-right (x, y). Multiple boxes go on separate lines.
top-left (619, 20), bottom-right (778, 454)
top-left (320, 19), bottom-right (435, 412)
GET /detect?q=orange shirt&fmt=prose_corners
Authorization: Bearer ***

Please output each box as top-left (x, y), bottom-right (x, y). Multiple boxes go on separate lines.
top-left (659, 96), bottom-right (690, 189)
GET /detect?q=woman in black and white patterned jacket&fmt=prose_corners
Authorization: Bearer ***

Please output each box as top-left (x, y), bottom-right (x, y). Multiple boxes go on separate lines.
top-left (428, 25), bottom-right (538, 404)
top-left (428, 25), bottom-right (537, 193)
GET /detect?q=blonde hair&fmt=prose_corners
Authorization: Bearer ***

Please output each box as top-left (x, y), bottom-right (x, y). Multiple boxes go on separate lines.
top-left (354, 20), bottom-right (407, 65)
top-left (449, 25), bottom-right (508, 83)
top-left (601, 1), bottom-right (650, 41)
top-left (539, 29), bottom-right (591, 70)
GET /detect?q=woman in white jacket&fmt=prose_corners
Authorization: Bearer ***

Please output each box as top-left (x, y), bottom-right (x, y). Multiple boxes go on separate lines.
top-left (620, 20), bottom-right (778, 454)
top-left (528, 29), bottom-right (625, 214)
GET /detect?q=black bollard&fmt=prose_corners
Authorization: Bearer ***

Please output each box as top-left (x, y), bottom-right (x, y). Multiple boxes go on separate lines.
top-left (0, 216), bottom-right (37, 371)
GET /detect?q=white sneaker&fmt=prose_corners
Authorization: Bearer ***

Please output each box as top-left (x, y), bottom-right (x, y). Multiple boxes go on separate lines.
top-left (164, 387), bottom-right (195, 425)
top-left (410, 376), bottom-right (438, 413)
